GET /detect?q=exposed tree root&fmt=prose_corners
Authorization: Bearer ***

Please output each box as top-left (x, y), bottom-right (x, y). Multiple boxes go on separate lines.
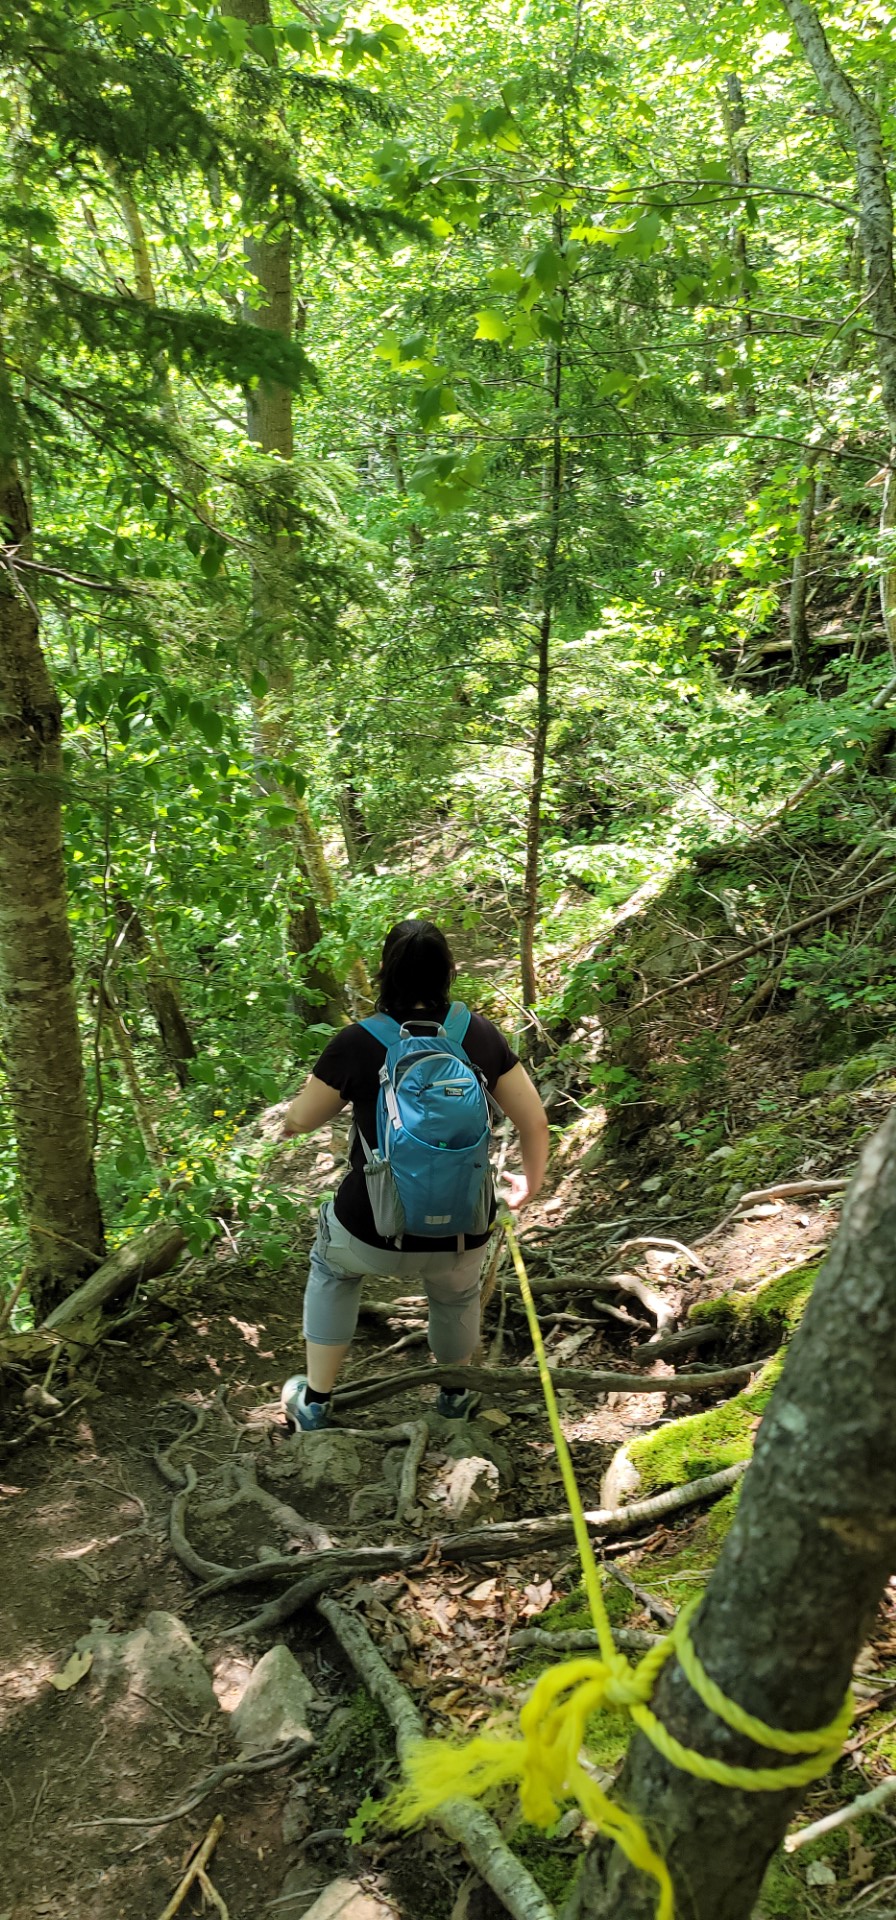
top-left (634, 1324), bottom-right (721, 1362)
top-left (317, 1596), bottom-right (555, 1920)
top-left (222, 1464), bottom-right (747, 1634)
top-left (603, 1238), bottom-right (708, 1276)
top-left (333, 1360), bottom-right (754, 1414)
top-left (195, 1459), bottom-right (333, 1552)
top-left (73, 1737), bottom-right (311, 1829)
top-left (169, 1466), bottom-right (235, 1581)
top-left (697, 1179), bottom-right (848, 1245)
top-left (396, 1420), bottom-right (430, 1524)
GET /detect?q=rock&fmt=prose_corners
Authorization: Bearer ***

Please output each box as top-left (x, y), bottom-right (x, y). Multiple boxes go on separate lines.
top-left (600, 1443), bottom-right (641, 1511)
top-left (269, 1430), bottom-right (362, 1493)
top-left (349, 1484), bottom-right (395, 1524)
top-left (230, 1644), bottom-right (315, 1756)
top-left (75, 1611), bottom-right (218, 1719)
top-left (429, 1454), bottom-right (500, 1519)
top-left (281, 1781), bottom-right (312, 1844)
top-left (294, 1878), bottom-right (396, 1920)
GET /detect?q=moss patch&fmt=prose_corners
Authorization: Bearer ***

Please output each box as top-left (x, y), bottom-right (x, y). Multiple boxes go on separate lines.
top-left (627, 1357), bottom-right (781, 1495)
top-left (510, 1821), bottom-right (581, 1905)
top-left (691, 1262), bottom-right (819, 1339)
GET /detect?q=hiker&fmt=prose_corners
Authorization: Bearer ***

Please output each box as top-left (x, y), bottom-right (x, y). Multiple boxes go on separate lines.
top-left (279, 918), bottom-right (549, 1431)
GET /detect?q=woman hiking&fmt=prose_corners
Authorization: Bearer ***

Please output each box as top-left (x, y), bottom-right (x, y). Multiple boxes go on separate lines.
top-left (280, 918), bottom-right (549, 1431)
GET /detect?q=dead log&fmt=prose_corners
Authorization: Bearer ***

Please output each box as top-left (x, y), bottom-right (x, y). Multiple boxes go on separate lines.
top-left (41, 1219), bottom-right (186, 1331)
top-left (333, 1360), bottom-right (754, 1413)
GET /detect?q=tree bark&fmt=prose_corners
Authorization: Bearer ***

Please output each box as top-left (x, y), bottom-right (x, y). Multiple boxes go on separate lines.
top-left (114, 894), bottom-right (196, 1086)
top-left (788, 449), bottom-right (819, 683)
top-left (720, 74), bottom-right (756, 420)
top-left (572, 1107), bottom-right (896, 1920)
top-left (779, 0), bottom-right (896, 447)
top-left (0, 449), bottom-right (105, 1312)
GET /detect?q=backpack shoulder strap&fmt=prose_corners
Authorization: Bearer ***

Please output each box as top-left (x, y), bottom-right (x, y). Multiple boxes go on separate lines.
top-left (358, 1013), bottom-right (402, 1047)
top-left (443, 1001), bottom-right (472, 1049)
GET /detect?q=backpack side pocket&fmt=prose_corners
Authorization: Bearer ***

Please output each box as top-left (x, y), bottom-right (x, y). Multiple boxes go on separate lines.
top-left (363, 1153), bottom-right (406, 1239)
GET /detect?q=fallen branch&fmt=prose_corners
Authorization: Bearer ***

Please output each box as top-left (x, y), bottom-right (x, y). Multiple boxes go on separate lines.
top-left (158, 1813), bottom-right (225, 1920)
top-left (317, 1596), bottom-right (555, 1920)
top-left (634, 875), bottom-right (894, 1011)
top-left (333, 1360), bottom-right (754, 1414)
top-left (634, 1324), bottom-right (721, 1362)
top-left (604, 1238), bottom-right (709, 1276)
top-left (223, 1463), bottom-right (748, 1634)
top-left (509, 1626), bottom-right (663, 1654)
top-left (41, 1219), bottom-right (187, 1332)
top-left (697, 1179), bottom-right (848, 1245)
top-left (784, 1771), bottom-right (896, 1852)
top-left (604, 1562), bottom-right (676, 1629)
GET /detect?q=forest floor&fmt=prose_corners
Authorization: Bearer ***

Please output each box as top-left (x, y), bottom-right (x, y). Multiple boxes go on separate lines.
top-left (3, 871), bottom-right (896, 1920)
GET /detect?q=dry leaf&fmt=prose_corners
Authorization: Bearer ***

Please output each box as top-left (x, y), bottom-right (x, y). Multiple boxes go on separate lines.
top-left (479, 1408), bottom-right (511, 1428)
top-left (848, 1833), bottom-right (874, 1882)
top-left (468, 1579), bottom-right (499, 1607)
top-left (522, 1580), bottom-right (554, 1616)
top-left (49, 1648), bottom-right (93, 1692)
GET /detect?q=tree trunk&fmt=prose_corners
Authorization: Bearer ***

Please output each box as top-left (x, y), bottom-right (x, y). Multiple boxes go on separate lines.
top-left (572, 1106), bottom-right (896, 1920)
top-left (788, 450), bottom-right (819, 683)
top-left (113, 894), bottom-right (196, 1086)
top-left (720, 74), bottom-right (756, 420)
top-left (879, 455), bottom-right (896, 666)
top-left (520, 334), bottom-right (563, 1011)
top-left (0, 455), bottom-right (105, 1311)
top-left (101, 986), bottom-right (169, 1183)
top-left (779, 0), bottom-right (896, 447)
top-left (337, 782), bottom-right (374, 871)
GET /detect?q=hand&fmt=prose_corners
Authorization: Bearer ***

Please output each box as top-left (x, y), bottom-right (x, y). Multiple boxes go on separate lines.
top-left (499, 1172), bottom-right (530, 1212)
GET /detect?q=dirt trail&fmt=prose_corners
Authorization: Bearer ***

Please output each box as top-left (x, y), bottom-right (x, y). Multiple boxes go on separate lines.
top-left (0, 1074), bottom-right (848, 1920)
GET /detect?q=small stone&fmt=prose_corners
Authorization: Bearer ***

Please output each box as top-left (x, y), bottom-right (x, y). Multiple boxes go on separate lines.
top-left (271, 1431), bottom-right (362, 1492)
top-left (639, 1175), bottom-right (662, 1193)
top-left (349, 1484), bottom-right (395, 1523)
top-left (296, 1878), bottom-right (396, 1920)
top-left (600, 1444), bottom-right (641, 1511)
top-left (230, 1645), bottom-right (315, 1756)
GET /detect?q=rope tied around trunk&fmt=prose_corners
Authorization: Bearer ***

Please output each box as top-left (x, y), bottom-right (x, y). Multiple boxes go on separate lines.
top-left (384, 1214), bottom-right (851, 1919)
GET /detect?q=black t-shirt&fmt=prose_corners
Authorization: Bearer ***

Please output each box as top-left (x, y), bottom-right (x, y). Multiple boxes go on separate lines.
top-left (312, 1010), bottom-right (519, 1251)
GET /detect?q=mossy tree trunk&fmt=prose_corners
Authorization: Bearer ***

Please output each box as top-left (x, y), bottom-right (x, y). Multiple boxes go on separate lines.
top-left (572, 1106), bottom-right (896, 1920)
top-left (0, 454), bottom-right (105, 1311)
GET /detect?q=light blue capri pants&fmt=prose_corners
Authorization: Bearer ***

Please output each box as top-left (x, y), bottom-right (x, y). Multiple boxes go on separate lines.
top-left (303, 1201), bottom-right (489, 1363)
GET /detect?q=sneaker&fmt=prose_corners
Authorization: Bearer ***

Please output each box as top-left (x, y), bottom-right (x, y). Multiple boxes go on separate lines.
top-left (435, 1386), bottom-right (479, 1421)
top-left (281, 1375), bottom-right (330, 1433)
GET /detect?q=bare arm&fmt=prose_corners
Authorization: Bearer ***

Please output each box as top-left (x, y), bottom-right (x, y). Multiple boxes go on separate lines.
top-left (492, 1061), bottom-right (550, 1208)
top-left (282, 1075), bottom-right (345, 1137)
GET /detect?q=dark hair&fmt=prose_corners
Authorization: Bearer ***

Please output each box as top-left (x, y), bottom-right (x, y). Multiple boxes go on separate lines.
top-left (376, 919), bottom-right (456, 1022)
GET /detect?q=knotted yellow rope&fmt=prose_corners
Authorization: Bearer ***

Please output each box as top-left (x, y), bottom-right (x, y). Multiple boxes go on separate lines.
top-left (385, 1213), bottom-right (851, 1918)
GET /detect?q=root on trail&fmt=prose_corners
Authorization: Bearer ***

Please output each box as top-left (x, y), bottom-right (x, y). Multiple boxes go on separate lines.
top-left (195, 1459), bottom-right (333, 1552)
top-left (225, 1464), bottom-right (747, 1636)
top-left (333, 1359), bottom-right (754, 1413)
top-left (170, 1466), bottom-right (234, 1581)
top-left (74, 1736), bottom-right (311, 1830)
top-left (317, 1595), bottom-right (555, 1920)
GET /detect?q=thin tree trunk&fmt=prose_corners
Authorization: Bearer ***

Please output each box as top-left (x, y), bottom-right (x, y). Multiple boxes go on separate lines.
top-left (779, 0), bottom-right (896, 446)
top-left (879, 455), bottom-right (896, 665)
top-left (572, 1107), bottom-right (896, 1920)
top-left (101, 987), bottom-right (169, 1183)
top-left (0, 446), bottom-right (105, 1311)
top-left (720, 74), bottom-right (756, 420)
top-left (789, 449), bottom-right (819, 682)
top-left (113, 895), bottom-right (195, 1087)
top-left (519, 336), bottom-right (563, 1011)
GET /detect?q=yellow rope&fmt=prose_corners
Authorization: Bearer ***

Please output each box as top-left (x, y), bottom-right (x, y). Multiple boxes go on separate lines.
top-left (385, 1213), bottom-right (851, 1918)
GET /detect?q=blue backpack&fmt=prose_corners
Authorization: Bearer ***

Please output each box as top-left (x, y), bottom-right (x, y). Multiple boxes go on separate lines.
top-left (356, 1002), bottom-right (495, 1245)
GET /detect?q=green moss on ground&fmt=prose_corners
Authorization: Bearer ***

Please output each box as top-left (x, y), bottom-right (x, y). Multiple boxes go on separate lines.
top-left (691, 1262), bottom-right (820, 1337)
top-left (627, 1357), bottom-right (781, 1494)
top-left (510, 1822), bottom-right (581, 1905)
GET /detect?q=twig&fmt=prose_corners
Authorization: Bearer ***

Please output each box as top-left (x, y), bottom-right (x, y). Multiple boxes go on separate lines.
top-left (635, 876), bottom-right (895, 1010)
top-left (333, 1360), bottom-right (754, 1414)
top-left (129, 1689), bottom-right (216, 1739)
top-left (604, 1561), bottom-right (676, 1628)
top-left (157, 1813), bottom-right (225, 1919)
top-left (317, 1596), bottom-right (555, 1920)
top-left (784, 1774), bottom-right (896, 1852)
top-left (27, 1767), bottom-right (49, 1842)
top-left (634, 1323), bottom-right (721, 1362)
top-left (76, 1739), bottom-right (310, 1829)
top-left (224, 1464), bottom-right (748, 1634)
top-left (0, 1269), bottom-right (29, 1333)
